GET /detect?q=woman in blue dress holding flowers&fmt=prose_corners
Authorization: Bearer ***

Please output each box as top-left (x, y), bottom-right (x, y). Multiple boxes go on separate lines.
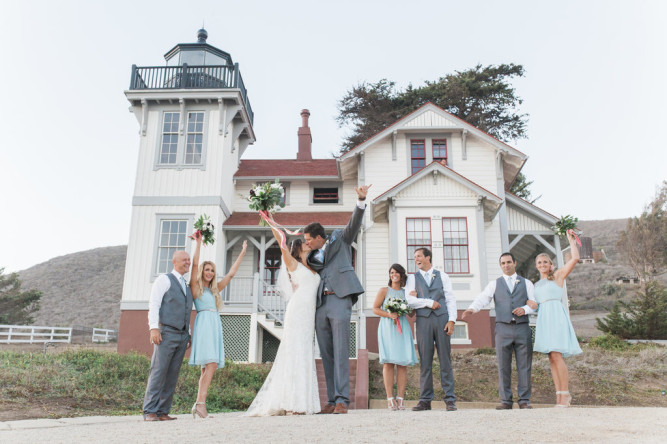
top-left (188, 232), bottom-right (247, 419)
top-left (373, 264), bottom-right (418, 410)
top-left (527, 230), bottom-right (582, 408)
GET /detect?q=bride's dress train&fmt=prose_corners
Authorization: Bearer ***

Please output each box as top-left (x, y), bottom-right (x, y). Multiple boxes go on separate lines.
top-left (246, 262), bottom-right (321, 416)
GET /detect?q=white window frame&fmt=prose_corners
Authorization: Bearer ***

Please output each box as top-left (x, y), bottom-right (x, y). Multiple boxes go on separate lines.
top-left (158, 111), bottom-right (180, 165)
top-left (184, 111), bottom-right (205, 165)
top-left (154, 109), bottom-right (208, 170)
top-left (451, 321), bottom-right (472, 345)
top-left (151, 214), bottom-right (195, 279)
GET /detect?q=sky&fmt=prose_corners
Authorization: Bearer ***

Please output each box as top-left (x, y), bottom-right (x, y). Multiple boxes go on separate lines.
top-left (1, 0), bottom-right (665, 272)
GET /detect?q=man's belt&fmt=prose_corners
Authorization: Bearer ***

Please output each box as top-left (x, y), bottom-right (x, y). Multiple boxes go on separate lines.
top-left (323, 290), bottom-right (336, 296)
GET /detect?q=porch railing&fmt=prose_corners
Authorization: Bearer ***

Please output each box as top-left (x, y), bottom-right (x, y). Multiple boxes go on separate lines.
top-left (222, 275), bottom-right (254, 304)
top-left (129, 63), bottom-right (254, 124)
top-left (257, 280), bottom-right (286, 324)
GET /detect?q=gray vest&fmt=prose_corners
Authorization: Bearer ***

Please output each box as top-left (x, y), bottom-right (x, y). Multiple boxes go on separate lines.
top-left (493, 275), bottom-right (529, 324)
top-left (159, 273), bottom-right (193, 330)
top-left (414, 270), bottom-right (449, 318)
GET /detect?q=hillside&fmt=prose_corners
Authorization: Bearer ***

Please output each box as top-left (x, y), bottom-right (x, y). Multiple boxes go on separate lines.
top-left (17, 246), bottom-right (126, 330)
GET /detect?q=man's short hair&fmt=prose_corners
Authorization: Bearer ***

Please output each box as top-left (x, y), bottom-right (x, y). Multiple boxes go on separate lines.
top-left (499, 252), bottom-right (516, 263)
top-left (304, 222), bottom-right (326, 239)
top-left (415, 247), bottom-right (432, 260)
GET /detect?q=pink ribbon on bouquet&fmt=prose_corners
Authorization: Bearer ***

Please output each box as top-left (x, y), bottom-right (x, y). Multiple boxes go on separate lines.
top-left (394, 317), bottom-right (403, 334)
top-left (567, 229), bottom-right (582, 247)
top-left (188, 229), bottom-right (201, 240)
top-left (258, 210), bottom-right (301, 250)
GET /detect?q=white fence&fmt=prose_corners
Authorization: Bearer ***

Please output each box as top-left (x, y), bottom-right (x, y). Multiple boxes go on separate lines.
top-left (92, 328), bottom-right (117, 343)
top-left (0, 324), bottom-right (72, 344)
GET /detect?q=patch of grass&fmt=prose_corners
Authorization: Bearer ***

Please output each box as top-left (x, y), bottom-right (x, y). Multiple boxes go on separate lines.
top-left (588, 334), bottom-right (630, 351)
top-left (0, 350), bottom-right (271, 416)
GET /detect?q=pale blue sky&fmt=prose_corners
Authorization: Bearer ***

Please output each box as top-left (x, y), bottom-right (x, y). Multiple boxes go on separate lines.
top-left (1, 0), bottom-right (665, 271)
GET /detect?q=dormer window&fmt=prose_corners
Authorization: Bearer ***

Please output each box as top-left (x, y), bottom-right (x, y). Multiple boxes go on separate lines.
top-left (433, 139), bottom-right (447, 165)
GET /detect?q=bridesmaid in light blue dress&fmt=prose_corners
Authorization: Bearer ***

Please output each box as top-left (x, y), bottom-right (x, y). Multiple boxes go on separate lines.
top-left (188, 233), bottom-right (247, 419)
top-left (528, 230), bottom-right (582, 408)
top-left (373, 264), bottom-right (418, 411)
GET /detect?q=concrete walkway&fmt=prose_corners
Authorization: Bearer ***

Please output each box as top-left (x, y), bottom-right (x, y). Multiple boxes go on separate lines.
top-left (1, 408), bottom-right (666, 443)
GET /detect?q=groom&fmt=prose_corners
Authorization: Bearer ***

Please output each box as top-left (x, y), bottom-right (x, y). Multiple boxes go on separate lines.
top-left (304, 184), bottom-right (371, 414)
top-left (462, 252), bottom-right (536, 409)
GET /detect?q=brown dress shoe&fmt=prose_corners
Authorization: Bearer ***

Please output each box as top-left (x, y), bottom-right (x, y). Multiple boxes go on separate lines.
top-left (143, 413), bottom-right (159, 422)
top-left (518, 402), bottom-right (533, 409)
top-left (412, 401), bottom-right (431, 411)
top-left (496, 403), bottom-right (512, 410)
top-left (158, 414), bottom-right (177, 421)
top-left (333, 403), bottom-right (348, 414)
top-left (445, 401), bottom-right (457, 411)
top-left (318, 403), bottom-right (336, 414)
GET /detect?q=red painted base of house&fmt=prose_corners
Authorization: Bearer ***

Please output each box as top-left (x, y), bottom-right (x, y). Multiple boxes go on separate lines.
top-left (117, 309), bottom-right (196, 357)
top-left (365, 309), bottom-right (496, 353)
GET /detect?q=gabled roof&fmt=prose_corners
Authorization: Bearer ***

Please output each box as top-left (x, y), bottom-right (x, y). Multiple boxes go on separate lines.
top-left (371, 161), bottom-right (503, 222)
top-left (505, 192), bottom-right (558, 225)
top-left (234, 159), bottom-right (339, 179)
top-left (223, 211), bottom-right (351, 228)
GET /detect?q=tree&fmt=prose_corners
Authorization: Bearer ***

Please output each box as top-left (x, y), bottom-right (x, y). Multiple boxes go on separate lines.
top-left (596, 281), bottom-right (667, 339)
top-left (336, 64), bottom-right (533, 196)
top-left (616, 181), bottom-right (667, 282)
top-left (0, 267), bottom-right (42, 325)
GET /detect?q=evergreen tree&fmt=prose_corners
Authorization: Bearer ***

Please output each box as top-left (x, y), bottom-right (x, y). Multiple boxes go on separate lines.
top-left (0, 267), bottom-right (42, 325)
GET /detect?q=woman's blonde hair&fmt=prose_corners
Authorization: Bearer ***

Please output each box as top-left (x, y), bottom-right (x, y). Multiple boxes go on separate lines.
top-left (196, 261), bottom-right (223, 310)
top-left (535, 253), bottom-right (556, 280)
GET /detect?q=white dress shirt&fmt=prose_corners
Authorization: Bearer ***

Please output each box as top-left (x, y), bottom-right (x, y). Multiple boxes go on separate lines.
top-left (148, 269), bottom-right (190, 332)
top-left (467, 273), bottom-right (536, 314)
top-left (404, 267), bottom-right (457, 323)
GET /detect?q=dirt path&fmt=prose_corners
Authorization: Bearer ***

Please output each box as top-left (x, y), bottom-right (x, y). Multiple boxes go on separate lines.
top-left (1, 408), bottom-right (666, 443)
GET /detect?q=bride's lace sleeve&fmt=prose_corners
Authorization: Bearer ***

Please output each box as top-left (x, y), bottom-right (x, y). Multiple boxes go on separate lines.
top-left (277, 263), bottom-right (298, 303)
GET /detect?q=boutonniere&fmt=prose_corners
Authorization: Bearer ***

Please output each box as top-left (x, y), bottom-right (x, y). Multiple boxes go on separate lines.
top-left (515, 278), bottom-right (521, 285)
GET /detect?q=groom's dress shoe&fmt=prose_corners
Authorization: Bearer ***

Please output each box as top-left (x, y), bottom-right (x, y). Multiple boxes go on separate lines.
top-left (333, 403), bottom-right (348, 414)
top-left (143, 413), bottom-right (159, 421)
top-left (157, 414), bottom-right (177, 421)
top-left (496, 403), bottom-right (513, 410)
top-left (318, 404), bottom-right (336, 414)
top-left (518, 402), bottom-right (533, 409)
top-left (445, 401), bottom-right (457, 411)
top-left (412, 401), bottom-right (431, 411)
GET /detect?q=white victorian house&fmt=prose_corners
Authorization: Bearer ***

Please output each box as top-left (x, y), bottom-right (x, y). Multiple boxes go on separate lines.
top-left (118, 31), bottom-right (567, 387)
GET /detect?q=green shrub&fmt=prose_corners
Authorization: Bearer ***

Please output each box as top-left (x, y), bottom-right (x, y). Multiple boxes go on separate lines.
top-left (473, 347), bottom-right (496, 355)
top-left (589, 334), bottom-right (629, 351)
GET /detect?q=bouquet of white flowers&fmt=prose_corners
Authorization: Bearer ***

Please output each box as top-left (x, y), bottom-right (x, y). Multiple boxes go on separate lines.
top-left (247, 179), bottom-right (285, 227)
top-left (385, 297), bottom-right (413, 333)
top-left (190, 214), bottom-right (215, 246)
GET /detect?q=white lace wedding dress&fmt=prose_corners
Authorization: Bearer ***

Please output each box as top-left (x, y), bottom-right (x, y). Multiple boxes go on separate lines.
top-left (246, 262), bottom-right (321, 416)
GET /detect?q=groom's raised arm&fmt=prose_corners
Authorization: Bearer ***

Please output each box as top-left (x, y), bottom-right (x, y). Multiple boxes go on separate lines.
top-left (341, 184), bottom-right (372, 244)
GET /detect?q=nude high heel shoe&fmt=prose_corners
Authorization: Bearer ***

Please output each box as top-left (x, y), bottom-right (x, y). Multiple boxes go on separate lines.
top-left (387, 397), bottom-right (397, 410)
top-left (555, 391), bottom-right (572, 408)
top-left (396, 397), bottom-right (405, 411)
top-left (192, 401), bottom-right (213, 419)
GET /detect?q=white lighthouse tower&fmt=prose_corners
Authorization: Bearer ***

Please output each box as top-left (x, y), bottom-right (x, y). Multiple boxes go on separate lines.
top-left (118, 29), bottom-right (255, 353)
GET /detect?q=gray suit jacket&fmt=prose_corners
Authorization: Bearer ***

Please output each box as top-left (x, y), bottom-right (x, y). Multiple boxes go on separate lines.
top-left (307, 205), bottom-right (366, 306)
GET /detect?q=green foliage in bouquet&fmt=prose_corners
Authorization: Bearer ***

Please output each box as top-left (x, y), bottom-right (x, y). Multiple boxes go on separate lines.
top-left (247, 179), bottom-right (285, 226)
top-left (385, 297), bottom-right (413, 317)
top-left (193, 214), bottom-right (215, 246)
top-left (553, 214), bottom-right (580, 237)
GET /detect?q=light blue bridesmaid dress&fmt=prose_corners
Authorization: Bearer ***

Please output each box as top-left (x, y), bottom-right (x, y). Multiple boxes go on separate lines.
top-left (377, 287), bottom-right (419, 366)
top-left (189, 288), bottom-right (225, 367)
top-left (533, 280), bottom-right (582, 358)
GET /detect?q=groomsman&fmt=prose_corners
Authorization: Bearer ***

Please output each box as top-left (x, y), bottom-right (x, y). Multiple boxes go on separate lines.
top-left (142, 250), bottom-right (193, 421)
top-left (462, 252), bottom-right (536, 409)
top-left (405, 247), bottom-right (458, 411)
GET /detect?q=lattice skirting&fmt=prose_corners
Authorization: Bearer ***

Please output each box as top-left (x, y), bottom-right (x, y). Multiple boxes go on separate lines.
top-left (261, 332), bottom-right (280, 363)
top-left (221, 315), bottom-right (251, 362)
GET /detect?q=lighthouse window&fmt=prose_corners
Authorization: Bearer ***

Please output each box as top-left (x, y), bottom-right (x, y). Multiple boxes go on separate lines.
top-left (185, 112), bottom-right (204, 164)
top-left (159, 112), bottom-right (180, 164)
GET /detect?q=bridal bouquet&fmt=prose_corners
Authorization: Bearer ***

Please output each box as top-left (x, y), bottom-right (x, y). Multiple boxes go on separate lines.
top-left (190, 214), bottom-right (215, 246)
top-left (385, 297), bottom-right (413, 334)
top-left (247, 179), bottom-right (285, 227)
top-left (552, 214), bottom-right (582, 247)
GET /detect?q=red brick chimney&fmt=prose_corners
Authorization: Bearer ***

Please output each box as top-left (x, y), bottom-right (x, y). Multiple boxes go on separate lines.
top-left (297, 109), bottom-right (312, 160)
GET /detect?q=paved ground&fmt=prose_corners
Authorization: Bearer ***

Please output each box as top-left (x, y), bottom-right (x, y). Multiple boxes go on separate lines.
top-left (1, 407), bottom-right (666, 443)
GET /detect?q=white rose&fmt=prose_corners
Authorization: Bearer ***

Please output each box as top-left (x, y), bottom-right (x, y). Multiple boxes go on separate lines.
top-left (400, 304), bottom-right (407, 310)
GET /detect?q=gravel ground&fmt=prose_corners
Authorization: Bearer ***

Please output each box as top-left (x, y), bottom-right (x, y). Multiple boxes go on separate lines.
top-left (1, 408), bottom-right (666, 443)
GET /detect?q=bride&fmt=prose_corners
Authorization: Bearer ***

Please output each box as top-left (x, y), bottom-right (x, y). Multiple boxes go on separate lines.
top-left (246, 220), bottom-right (321, 416)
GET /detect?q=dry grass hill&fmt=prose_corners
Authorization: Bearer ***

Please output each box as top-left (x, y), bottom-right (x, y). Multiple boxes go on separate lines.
top-left (13, 218), bottom-right (659, 330)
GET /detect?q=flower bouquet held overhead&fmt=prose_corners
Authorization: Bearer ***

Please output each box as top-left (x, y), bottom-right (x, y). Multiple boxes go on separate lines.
top-left (247, 179), bottom-right (298, 248)
top-left (384, 297), bottom-right (413, 334)
top-left (553, 214), bottom-right (582, 247)
top-left (189, 214), bottom-right (215, 245)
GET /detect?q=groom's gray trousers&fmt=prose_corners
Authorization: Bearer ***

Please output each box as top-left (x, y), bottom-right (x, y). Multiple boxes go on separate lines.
top-left (315, 293), bottom-right (353, 406)
top-left (416, 314), bottom-right (456, 402)
top-left (495, 322), bottom-right (532, 404)
top-left (143, 326), bottom-right (189, 415)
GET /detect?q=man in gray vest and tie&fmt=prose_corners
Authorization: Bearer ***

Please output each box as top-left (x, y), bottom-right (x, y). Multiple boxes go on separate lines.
top-left (143, 250), bottom-right (194, 421)
top-left (462, 252), bottom-right (536, 409)
top-left (405, 247), bottom-right (458, 411)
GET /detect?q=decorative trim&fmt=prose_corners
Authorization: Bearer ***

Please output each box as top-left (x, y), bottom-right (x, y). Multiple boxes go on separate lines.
top-left (462, 129), bottom-right (468, 160)
top-left (140, 99), bottom-right (148, 136)
top-left (132, 196), bottom-right (231, 217)
top-left (476, 198), bottom-right (488, 288)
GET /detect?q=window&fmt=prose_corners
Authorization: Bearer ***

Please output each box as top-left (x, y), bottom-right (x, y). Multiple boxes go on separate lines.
top-left (410, 139), bottom-right (426, 174)
top-left (156, 219), bottom-right (188, 274)
top-left (159, 112), bottom-right (180, 164)
top-left (442, 217), bottom-right (469, 274)
top-left (406, 218), bottom-right (431, 273)
top-left (433, 139), bottom-right (447, 165)
top-left (185, 112), bottom-right (204, 164)
top-left (451, 321), bottom-right (471, 345)
top-left (313, 187), bottom-right (339, 204)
